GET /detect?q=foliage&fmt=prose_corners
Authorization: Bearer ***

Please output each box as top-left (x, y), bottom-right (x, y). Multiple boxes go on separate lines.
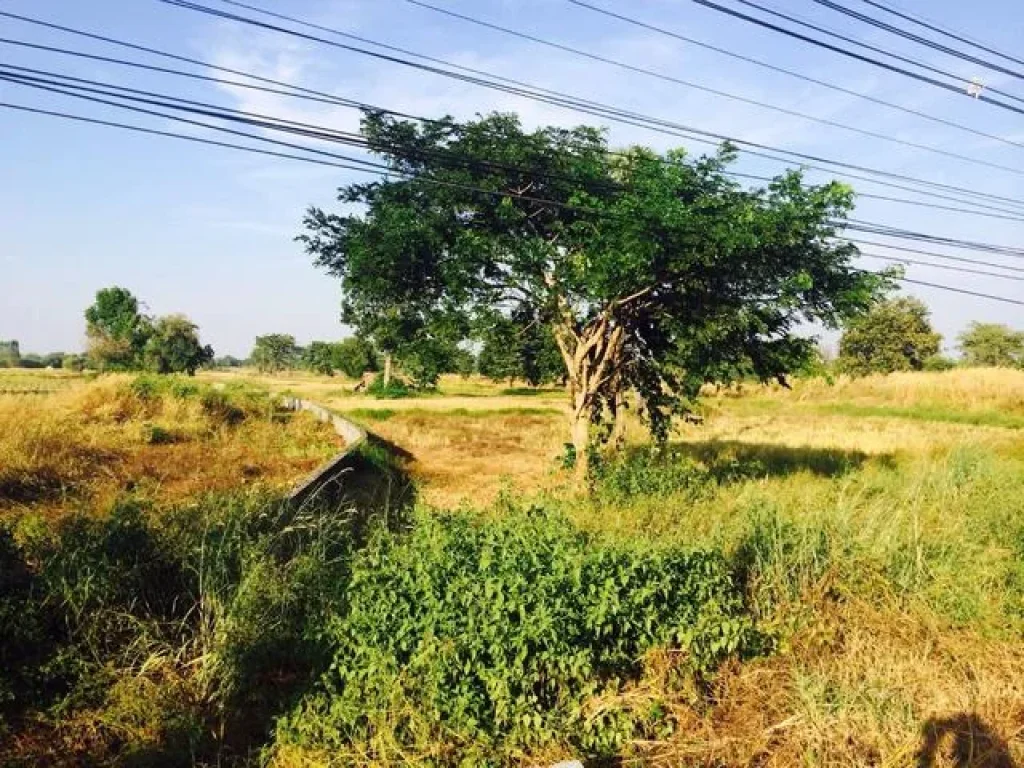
top-left (303, 338), bottom-right (379, 378)
top-left (301, 112), bottom-right (887, 472)
top-left (213, 355), bottom-right (246, 368)
top-left (85, 286), bottom-right (153, 371)
top-left (143, 314), bottom-right (214, 375)
top-left (922, 353), bottom-right (957, 372)
top-left (838, 297), bottom-right (941, 376)
top-left (277, 508), bottom-right (759, 762)
top-left (251, 334), bottom-right (298, 373)
top-left (0, 340), bottom-right (19, 368)
top-left (958, 322), bottom-right (1024, 368)
top-left (62, 354), bottom-right (86, 372)
top-left (366, 376), bottom-right (412, 399)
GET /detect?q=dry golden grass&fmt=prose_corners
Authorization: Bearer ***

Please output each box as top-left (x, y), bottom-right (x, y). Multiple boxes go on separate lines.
top-left (0, 375), bottom-right (340, 518)
top-left (622, 597), bottom-right (1024, 767)
top-left (785, 367), bottom-right (1024, 412)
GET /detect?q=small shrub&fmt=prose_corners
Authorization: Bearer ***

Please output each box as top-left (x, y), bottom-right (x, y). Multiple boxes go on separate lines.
top-left (275, 508), bottom-right (760, 763)
top-left (922, 354), bottom-right (957, 372)
top-left (366, 377), bottom-right (412, 399)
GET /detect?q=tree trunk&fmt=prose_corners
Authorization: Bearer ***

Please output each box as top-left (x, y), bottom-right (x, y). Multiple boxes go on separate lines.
top-left (569, 389), bottom-right (591, 481)
top-left (382, 352), bottom-right (393, 387)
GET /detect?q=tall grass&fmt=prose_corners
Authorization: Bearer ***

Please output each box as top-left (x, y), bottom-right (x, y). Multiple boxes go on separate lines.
top-left (0, 375), bottom-right (338, 515)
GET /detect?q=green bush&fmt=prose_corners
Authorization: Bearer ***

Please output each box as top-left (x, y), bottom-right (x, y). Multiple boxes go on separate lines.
top-left (366, 376), bottom-right (412, 399)
top-left (276, 508), bottom-right (760, 763)
top-left (922, 354), bottom-right (957, 372)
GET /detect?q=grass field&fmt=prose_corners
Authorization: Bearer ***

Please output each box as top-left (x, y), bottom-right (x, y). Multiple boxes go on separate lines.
top-left (2, 367), bottom-right (1022, 766)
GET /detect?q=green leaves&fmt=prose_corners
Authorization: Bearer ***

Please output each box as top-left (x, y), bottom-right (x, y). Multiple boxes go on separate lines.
top-left (278, 508), bottom-right (759, 762)
top-left (302, 111), bottom-right (886, 456)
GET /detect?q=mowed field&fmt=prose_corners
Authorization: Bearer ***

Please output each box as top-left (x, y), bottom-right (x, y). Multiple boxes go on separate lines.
top-left (1, 366), bottom-right (1022, 765)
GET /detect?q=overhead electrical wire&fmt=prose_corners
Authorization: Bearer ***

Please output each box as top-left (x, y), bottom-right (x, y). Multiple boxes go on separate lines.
top-left (858, 253), bottom-right (1024, 281)
top-left (565, 0), bottom-right (1024, 153)
top-left (807, 0), bottom-right (1024, 85)
top-left (7, 5), bottom-right (1023, 280)
top-left (856, 0), bottom-right (1024, 69)
top-left (8, 60), bottom-right (1024, 241)
top-left (3, 98), bottom-right (1021, 307)
top-left (7, 6), bottom-right (1024, 216)
top-left (687, 0), bottom-right (1024, 110)
top-left (147, 0), bottom-right (1024, 210)
top-left (6, 35), bottom-right (1024, 221)
top-left (397, 0), bottom-right (1024, 179)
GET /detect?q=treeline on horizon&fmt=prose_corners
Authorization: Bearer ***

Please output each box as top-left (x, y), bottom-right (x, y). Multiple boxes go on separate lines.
top-left (3, 291), bottom-right (1023, 383)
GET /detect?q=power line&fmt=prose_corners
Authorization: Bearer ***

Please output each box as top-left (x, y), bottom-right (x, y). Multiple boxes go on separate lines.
top-left (808, 0), bottom-right (1024, 86)
top-left (7, 36), bottom-right (1024, 220)
top-left (11, 60), bottom-right (1024, 241)
top-left (146, 0), bottom-right (1024, 214)
top-left (4, 98), bottom-right (1021, 307)
top-left (565, 0), bottom-right (1024, 153)
top-left (687, 0), bottom-right (1024, 110)
top-left (8, 6), bottom-right (1024, 215)
top-left (398, 0), bottom-right (1024, 179)
top-left (848, 238), bottom-right (1024, 275)
top-left (858, 252), bottom-right (1024, 281)
top-left (856, 0), bottom-right (1024, 69)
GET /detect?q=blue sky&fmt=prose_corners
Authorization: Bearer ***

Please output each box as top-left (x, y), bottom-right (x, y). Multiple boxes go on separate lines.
top-left (2, 0), bottom-right (1022, 356)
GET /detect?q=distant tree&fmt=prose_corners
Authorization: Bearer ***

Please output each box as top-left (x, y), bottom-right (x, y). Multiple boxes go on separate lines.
top-left (922, 354), bottom-right (957, 372)
top-left (0, 340), bottom-right (20, 368)
top-left (302, 112), bottom-right (886, 477)
top-left (958, 322), bottom-right (1024, 368)
top-left (213, 355), bottom-right (245, 368)
top-left (62, 354), bottom-right (86, 372)
top-left (85, 286), bottom-right (152, 371)
top-left (251, 334), bottom-right (298, 373)
top-left (451, 345), bottom-right (477, 379)
top-left (478, 320), bottom-right (522, 386)
top-left (303, 342), bottom-right (338, 376)
top-left (40, 352), bottom-right (65, 369)
top-left (143, 314), bottom-right (214, 375)
top-left (838, 297), bottom-right (941, 376)
top-left (332, 338), bottom-right (379, 379)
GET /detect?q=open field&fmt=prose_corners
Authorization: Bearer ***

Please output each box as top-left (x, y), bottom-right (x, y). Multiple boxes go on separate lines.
top-left (0, 374), bottom-right (341, 519)
top-left (1, 367), bottom-right (1023, 766)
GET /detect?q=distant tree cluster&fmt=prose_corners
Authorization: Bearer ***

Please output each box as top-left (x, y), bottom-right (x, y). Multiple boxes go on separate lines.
top-left (958, 322), bottom-right (1024, 368)
top-left (85, 286), bottom-right (213, 375)
top-left (836, 296), bottom-right (1022, 375)
top-left (0, 339), bottom-right (83, 371)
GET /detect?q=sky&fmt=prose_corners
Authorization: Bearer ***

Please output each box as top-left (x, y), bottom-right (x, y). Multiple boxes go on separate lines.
top-left (1, 0), bottom-right (1022, 357)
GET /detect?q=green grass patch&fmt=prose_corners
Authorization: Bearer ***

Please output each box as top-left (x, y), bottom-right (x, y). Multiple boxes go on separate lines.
top-left (818, 402), bottom-right (1024, 429)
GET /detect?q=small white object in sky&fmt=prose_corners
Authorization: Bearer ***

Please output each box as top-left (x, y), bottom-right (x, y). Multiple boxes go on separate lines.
top-left (966, 77), bottom-right (985, 98)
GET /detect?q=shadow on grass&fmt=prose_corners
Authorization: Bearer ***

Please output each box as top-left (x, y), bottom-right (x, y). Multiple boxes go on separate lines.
top-left (664, 439), bottom-right (893, 481)
top-left (916, 714), bottom-right (1016, 768)
top-left (499, 386), bottom-right (564, 397)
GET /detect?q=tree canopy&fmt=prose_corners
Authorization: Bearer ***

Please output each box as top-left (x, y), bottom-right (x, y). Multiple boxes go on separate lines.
top-left (251, 334), bottom-right (298, 373)
top-left (85, 286), bottom-right (152, 371)
top-left (143, 314), bottom-right (214, 375)
top-left (302, 112), bottom-right (887, 475)
top-left (958, 322), bottom-right (1024, 368)
top-left (84, 287), bottom-right (214, 375)
top-left (838, 297), bottom-right (942, 376)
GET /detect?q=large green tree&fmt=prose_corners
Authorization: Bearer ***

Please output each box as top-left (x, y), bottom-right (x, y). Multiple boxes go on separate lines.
top-left (84, 286), bottom-right (152, 371)
top-left (838, 297), bottom-right (941, 376)
top-left (958, 322), bottom-right (1024, 368)
top-left (302, 113), bottom-right (885, 476)
top-left (143, 314), bottom-right (214, 375)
